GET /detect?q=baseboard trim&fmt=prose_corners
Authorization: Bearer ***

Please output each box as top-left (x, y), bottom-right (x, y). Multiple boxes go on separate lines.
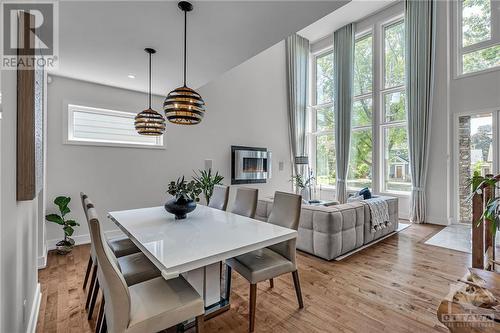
top-left (37, 242), bottom-right (48, 269)
top-left (47, 229), bottom-right (125, 251)
top-left (26, 283), bottom-right (41, 333)
top-left (37, 254), bottom-right (47, 269)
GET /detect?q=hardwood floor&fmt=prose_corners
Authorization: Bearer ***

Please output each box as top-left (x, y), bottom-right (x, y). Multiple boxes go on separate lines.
top-left (36, 223), bottom-right (470, 333)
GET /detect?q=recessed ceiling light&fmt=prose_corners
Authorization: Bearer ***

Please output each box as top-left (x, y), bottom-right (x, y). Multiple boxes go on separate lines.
top-left (127, 74), bottom-right (136, 79)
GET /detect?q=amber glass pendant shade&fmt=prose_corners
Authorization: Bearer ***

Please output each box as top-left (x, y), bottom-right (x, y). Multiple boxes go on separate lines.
top-left (164, 86), bottom-right (205, 125)
top-left (135, 48), bottom-right (166, 135)
top-left (135, 107), bottom-right (166, 135)
top-left (164, 1), bottom-right (206, 125)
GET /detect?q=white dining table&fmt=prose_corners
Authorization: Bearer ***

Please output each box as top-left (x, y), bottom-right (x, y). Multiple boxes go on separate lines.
top-left (107, 204), bottom-right (297, 318)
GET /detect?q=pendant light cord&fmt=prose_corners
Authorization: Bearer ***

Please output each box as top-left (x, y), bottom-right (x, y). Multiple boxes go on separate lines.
top-left (183, 10), bottom-right (187, 87)
top-left (148, 51), bottom-right (152, 109)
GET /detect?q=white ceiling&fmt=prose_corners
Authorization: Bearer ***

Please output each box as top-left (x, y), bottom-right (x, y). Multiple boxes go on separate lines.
top-left (51, 0), bottom-right (350, 95)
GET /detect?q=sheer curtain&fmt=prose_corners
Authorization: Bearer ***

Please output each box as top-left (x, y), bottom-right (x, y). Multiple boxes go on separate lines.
top-left (334, 24), bottom-right (354, 203)
top-left (285, 34), bottom-right (309, 178)
top-left (405, 0), bottom-right (436, 223)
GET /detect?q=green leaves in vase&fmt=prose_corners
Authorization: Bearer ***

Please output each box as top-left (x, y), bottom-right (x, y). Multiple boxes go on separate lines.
top-left (193, 168), bottom-right (224, 205)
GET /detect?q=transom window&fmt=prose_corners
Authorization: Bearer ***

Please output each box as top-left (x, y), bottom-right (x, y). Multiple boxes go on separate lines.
top-left (458, 0), bottom-right (500, 75)
top-left (66, 104), bottom-right (164, 148)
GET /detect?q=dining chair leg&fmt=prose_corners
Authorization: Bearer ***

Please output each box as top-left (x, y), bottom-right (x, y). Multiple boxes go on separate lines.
top-left (85, 265), bottom-right (97, 310)
top-left (269, 278), bottom-right (274, 288)
top-left (88, 279), bottom-right (100, 320)
top-left (249, 284), bottom-right (257, 332)
top-left (83, 256), bottom-right (92, 289)
top-left (99, 315), bottom-right (107, 333)
top-left (95, 297), bottom-right (105, 333)
top-left (292, 270), bottom-right (304, 309)
top-left (195, 314), bottom-right (204, 333)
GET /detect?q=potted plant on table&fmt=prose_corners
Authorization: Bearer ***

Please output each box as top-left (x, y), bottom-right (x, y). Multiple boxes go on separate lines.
top-left (165, 176), bottom-right (202, 219)
top-left (45, 196), bottom-right (80, 255)
top-left (193, 168), bottom-right (224, 205)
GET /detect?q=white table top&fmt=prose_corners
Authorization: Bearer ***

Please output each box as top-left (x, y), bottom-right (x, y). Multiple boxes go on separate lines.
top-left (108, 205), bottom-right (297, 278)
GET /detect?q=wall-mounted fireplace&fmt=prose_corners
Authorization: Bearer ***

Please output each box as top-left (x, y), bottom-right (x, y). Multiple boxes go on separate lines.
top-left (231, 146), bottom-right (272, 184)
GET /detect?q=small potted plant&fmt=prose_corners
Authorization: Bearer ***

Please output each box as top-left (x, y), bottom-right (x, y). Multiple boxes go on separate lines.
top-left (193, 168), bottom-right (224, 205)
top-left (165, 176), bottom-right (202, 219)
top-left (290, 173), bottom-right (315, 202)
top-left (45, 196), bottom-right (79, 255)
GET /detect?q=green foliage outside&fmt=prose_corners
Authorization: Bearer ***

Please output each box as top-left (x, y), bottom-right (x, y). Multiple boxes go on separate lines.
top-left (461, 0), bottom-right (499, 73)
top-left (315, 21), bottom-right (410, 191)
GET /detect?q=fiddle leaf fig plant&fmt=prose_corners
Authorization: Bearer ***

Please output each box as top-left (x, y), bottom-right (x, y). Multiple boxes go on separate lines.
top-left (193, 169), bottom-right (224, 205)
top-left (46, 196), bottom-right (79, 254)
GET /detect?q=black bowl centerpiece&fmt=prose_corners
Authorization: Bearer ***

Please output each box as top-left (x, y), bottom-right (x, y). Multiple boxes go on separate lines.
top-left (164, 176), bottom-right (202, 220)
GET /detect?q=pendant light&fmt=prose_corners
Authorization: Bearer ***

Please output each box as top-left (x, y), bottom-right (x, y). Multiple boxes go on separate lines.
top-left (135, 48), bottom-right (166, 136)
top-left (163, 1), bottom-right (206, 125)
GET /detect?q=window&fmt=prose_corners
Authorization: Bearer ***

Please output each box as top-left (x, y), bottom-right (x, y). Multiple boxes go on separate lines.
top-left (308, 7), bottom-right (411, 196)
top-left (311, 51), bottom-right (336, 186)
top-left (348, 33), bottom-right (373, 190)
top-left (66, 104), bottom-right (164, 148)
top-left (381, 20), bottom-right (411, 193)
top-left (458, 0), bottom-right (500, 75)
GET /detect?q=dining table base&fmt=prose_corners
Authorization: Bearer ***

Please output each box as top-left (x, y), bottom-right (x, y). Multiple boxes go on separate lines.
top-left (177, 262), bottom-right (233, 331)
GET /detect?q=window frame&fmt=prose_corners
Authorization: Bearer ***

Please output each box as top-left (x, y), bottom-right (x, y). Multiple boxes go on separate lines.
top-left (349, 30), bottom-right (374, 190)
top-left (309, 48), bottom-right (335, 189)
top-left (307, 5), bottom-right (411, 198)
top-left (65, 103), bottom-right (165, 149)
top-left (455, 0), bottom-right (500, 78)
top-left (379, 16), bottom-right (410, 195)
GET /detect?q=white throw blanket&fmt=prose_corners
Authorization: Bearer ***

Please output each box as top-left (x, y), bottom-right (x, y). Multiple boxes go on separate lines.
top-left (365, 197), bottom-right (391, 233)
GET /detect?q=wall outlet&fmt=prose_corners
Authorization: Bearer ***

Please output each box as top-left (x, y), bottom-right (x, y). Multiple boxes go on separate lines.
top-left (204, 159), bottom-right (213, 171)
top-left (278, 161), bottom-right (284, 171)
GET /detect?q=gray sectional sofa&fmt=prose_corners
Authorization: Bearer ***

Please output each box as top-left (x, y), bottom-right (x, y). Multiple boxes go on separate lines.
top-left (255, 196), bottom-right (399, 260)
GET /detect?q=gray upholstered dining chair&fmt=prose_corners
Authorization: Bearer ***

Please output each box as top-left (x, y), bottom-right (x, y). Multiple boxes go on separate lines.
top-left (230, 187), bottom-right (258, 218)
top-left (81, 194), bottom-right (161, 321)
top-left (88, 206), bottom-right (205, 333)
top-left (226, 191), bottom-right (303, 332)
top-left (82, 193), bottom-right (141, 289)
top-left (208, 185), bottom-right (230, 211)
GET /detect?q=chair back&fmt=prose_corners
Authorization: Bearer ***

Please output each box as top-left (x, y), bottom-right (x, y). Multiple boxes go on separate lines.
top-left (88, 206), bottom-right (131, 333)
top-left (267, 192), bottom-right (302, 263)
top-left (81, 192), bottom-right (97, 262)
top-left (208, 185), bottom-right (230, 211)
top-left (80, 192), bottom-right (89, 221)
top-left (231, 187), bottom-right (258, 218)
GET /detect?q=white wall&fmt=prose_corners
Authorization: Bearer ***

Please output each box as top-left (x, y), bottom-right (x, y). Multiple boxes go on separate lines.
top-left (1, 70), bottom-right (42, 333)
top-left (428, 1), bottom-right (500, 225)
top-left (45, 40), bottom-right (292, 244)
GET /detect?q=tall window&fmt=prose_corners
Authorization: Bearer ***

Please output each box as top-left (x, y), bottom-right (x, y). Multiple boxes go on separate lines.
top-left (348, 33), bottom-right (373, 190)
top-left (381, 20), bottom-right (411, 193)
top-left (458, 0), bottom-right (500, 75)
top-left (311, 51), bottom-right (335, 186)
